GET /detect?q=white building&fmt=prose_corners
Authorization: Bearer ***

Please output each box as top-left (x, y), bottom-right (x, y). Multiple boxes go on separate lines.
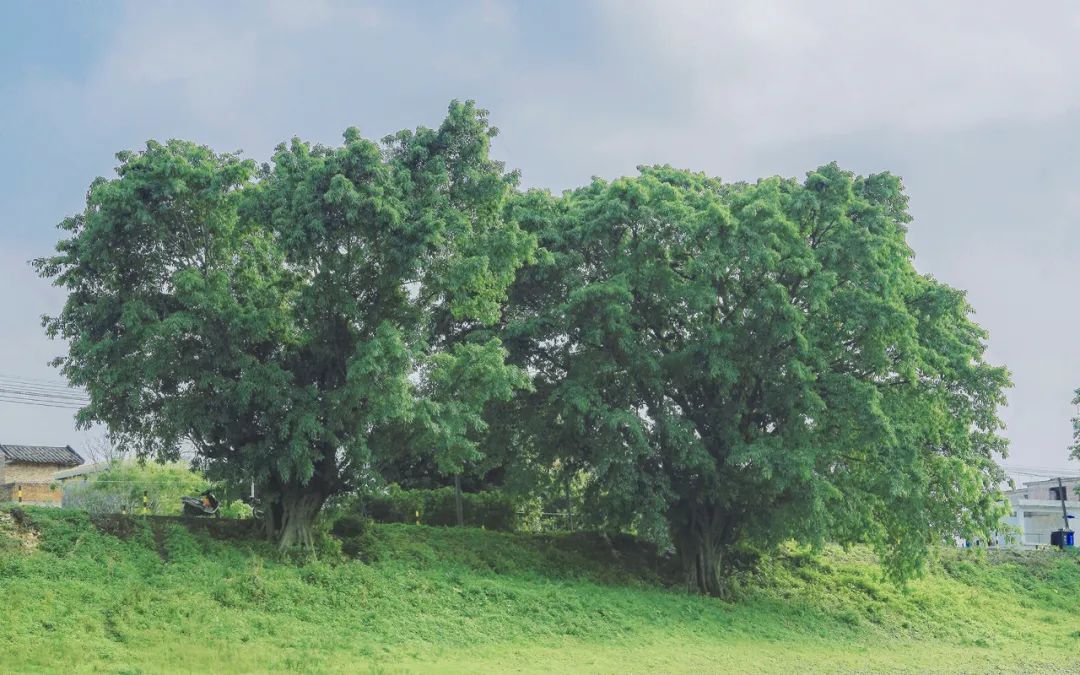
top-left (991, 477), bottom-right (1078, 549)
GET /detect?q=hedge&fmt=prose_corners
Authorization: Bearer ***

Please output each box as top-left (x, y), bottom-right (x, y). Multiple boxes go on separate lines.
top-left (362, 486), bottom-right (517, 531)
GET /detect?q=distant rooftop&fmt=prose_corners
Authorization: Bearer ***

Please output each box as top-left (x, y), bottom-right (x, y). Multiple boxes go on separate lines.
top-left (54, 461), bottom-right (110, 480)
top-left (0, 444), bottom-right (83, 467)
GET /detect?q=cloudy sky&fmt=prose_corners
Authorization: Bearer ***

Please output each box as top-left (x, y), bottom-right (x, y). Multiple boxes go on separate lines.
top-left (3, 0), bottom-right (1079, 476)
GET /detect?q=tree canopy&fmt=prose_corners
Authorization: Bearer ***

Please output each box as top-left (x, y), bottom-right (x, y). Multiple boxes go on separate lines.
top-left (36, 101), bottom-right (534, 547)
top-left (38, 103), bottom-right (1009, 587)
top-left (491, 163), bottom-right (1010, 594)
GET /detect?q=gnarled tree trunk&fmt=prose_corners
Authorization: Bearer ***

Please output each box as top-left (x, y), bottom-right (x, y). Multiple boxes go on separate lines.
top-left (263, 458), bottom-right (336, 551)
top-left (673, 500), bottom-right (733, 597)
top-left (273, 490), bottom-right (325, 550)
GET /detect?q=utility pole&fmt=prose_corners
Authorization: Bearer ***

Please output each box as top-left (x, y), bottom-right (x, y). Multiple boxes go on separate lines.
top-left (1058, 477), bottom-right (1070, 549)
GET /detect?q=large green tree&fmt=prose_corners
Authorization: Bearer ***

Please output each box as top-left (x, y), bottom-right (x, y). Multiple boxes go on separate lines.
top-left (36, 101), bottom-right (534, 548)
top-left (492, 164), bottom-right (1009, 595)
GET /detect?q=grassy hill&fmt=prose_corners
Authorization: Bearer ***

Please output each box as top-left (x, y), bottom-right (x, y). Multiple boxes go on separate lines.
top-left (2, 506), bottom-right (1078, 674)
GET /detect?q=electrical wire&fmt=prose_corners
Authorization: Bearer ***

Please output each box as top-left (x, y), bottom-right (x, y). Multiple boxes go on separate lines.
top-left (0, 387), bottom-right (90, 403)
top-left (0, 372), bottom-right (90, 409)
top-left (0, 397), bottom-right (84, 410)
top-left (1000, 465), bottom-right (1080, 480)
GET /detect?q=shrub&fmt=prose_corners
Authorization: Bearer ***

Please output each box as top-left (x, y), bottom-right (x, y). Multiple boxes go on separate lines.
top-left (362, 486), bottom-right (518, 531)
top-left (331, 513), bottom-right (372, 539)
top-left (330, 513), bottom-right (378, 561)
top-left (62, 461), bottom-right (208, 515)
top-left (365, 486), bottom-right (425, 525)
top-left (219, 500), bottom-right (255, 520)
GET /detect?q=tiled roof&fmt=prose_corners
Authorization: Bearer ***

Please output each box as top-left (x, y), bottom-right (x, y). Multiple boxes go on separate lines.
top-left (54, 461), bottom-right (109, 480)
top-left (0, 444), bottom-right (83, 467)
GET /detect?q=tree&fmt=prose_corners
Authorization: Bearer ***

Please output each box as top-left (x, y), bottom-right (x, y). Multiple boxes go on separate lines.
top-left (492, 163), bottom-right (1010, 595)
top-left (36, 101), bottom-right (534, 549)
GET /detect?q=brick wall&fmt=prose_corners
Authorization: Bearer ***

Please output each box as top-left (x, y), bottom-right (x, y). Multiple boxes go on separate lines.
top-left (2, 462), bottom-right (61, 484)
top-left (0, 482), bottom-right (62, 505)
top-left (0, 462), bottom-right (65, 506)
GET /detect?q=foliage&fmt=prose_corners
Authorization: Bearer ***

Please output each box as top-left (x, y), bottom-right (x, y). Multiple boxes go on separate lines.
top-left (35, 101), bottom-right (535, 548)
top-left (35, 98), bottom-right (1010, 581)
top-left (61, 461), bottom-right (208, 515)
top-left (2, 506), bottom-right (1078, 673)
top-left (330, 513), bottom-right (379, 561)
top-left (491, 164), bottom-right (1011, 594)
top-left (1069, 389), bottom-right (1080, 461)
top-left (360, 485), bottom-right (518, 531)
top-left (219, 499), bottom-right (255, 519)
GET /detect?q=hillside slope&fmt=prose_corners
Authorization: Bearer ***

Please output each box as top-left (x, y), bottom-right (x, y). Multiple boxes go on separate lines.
top-left (2, 507), bottom-right (1078, 674)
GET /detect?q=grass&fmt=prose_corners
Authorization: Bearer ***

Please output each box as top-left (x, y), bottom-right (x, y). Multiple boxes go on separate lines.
top-left (2, 506), bottom-right (1079, 673)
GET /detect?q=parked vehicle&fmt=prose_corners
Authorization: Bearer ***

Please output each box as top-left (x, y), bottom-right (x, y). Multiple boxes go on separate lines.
top-left (181, 491), bottom-right (219, 517)
top-left (243, 494), bottom-right (264, 521)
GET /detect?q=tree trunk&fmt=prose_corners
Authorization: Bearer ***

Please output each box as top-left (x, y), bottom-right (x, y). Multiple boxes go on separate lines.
top-left (674, 501), bottom-right (730, 597)
top-left (678, 529), bottom-right (725, 597)
top-left (263, 477), bottom-right (330, 552)
top-left (274, 490), bottom-right (325, 551)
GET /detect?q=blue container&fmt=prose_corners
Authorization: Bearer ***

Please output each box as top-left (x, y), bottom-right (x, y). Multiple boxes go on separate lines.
top-left (1050, 530), bottom-right (1074, 547)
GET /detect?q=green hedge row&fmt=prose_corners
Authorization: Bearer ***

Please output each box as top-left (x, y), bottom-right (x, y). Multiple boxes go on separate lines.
top-left (362, 486), bottom-right (517, 531)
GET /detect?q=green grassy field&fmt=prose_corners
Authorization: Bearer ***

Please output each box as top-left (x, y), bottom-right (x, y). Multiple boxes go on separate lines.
top-left (2, 506), bottom-right (1078, 674)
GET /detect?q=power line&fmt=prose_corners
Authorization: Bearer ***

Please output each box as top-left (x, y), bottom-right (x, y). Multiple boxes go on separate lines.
top-left (0, 373), bottom-right (82, 390)
top-left (0, 372), bottom-right (91, 410)
top-left (0, 373), bottom-right (90, 410)
top-left (0, 397), bottom-right (83, 410)
top-left (997, 462), bottom-right (1075, 473)
top-left (0, 380), bottom-right (86, 395)
top-left (1001, 462), bottom-right (1080, 473)
top-left (1001, 465), bottom-right (1080, 479)
top-left (0, 392), bottom-right (90, 408)
top-left (0, 387), bottom-right (90, 403)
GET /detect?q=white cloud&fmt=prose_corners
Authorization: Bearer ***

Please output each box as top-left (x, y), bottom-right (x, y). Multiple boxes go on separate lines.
top-left (7, 0), bottom-right (1080, 469)
top-left (599, 0), bottom-right (1080, 143)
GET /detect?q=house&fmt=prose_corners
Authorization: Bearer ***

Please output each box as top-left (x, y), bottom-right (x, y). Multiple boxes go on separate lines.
top-left (991, 477), bottom-right (1079, 548)
top-left (0, 444), bottom-right (84, 506)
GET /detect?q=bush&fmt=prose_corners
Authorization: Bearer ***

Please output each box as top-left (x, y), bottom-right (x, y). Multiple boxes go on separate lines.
top-left (219, 499), bottom-right (255, 520)
top-left (330, 513), bottom-right (378, 561)
top-left (62, 461), bottom-right (208, 515)
top-left (362, 486), bottom-right (518, 531)
top-left (331, 513), bottom-right (371, 538)
top-left (365, 487), bottom-right (425, 525)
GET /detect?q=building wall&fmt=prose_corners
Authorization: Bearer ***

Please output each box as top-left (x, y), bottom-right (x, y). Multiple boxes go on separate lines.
top-left (1013, 477), bottom-right (1080, 501)
top-left (1019, 512), bottom-right (1071, 547)
top-left (992, 477), bottom-right (1080, 549)
top-left (2, 461), bottom-right (62, 484)
top-left (0, 482), bottom-right (62, 505)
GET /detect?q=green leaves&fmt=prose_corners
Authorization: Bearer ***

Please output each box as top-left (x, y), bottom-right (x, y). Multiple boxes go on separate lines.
top-left (37, 106), bottom-right (1008, 570)
top-left (492, 162), bottom-right (1010, 588)
top-left (37, 102), bottom-right (535, 527)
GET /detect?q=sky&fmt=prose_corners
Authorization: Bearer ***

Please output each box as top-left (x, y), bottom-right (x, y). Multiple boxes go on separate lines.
top-left (2, 0), bottom-right (1080, 477)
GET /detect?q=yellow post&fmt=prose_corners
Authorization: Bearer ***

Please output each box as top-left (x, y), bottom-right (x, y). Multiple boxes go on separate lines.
top-left (16, 485), bottom-right (23, 503)
top-left (415, 510), bottom-right (420, 526)
top-left (142, 490), bottom-right (149, 516)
